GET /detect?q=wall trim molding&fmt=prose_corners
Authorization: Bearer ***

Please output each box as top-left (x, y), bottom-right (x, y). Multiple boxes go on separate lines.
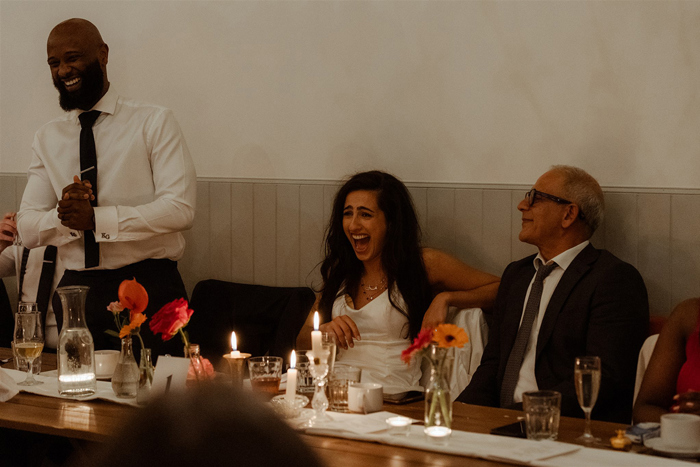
top-left (5, 173), bottom-right (694, 195)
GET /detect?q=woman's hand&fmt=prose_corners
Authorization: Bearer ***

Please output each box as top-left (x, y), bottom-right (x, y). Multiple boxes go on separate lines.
top-left (421, 292), bottom-right (450, 330)
top-left (320, 315), bottom-right (361, 350)
top-left (672, 391), bottom-right (700, 414)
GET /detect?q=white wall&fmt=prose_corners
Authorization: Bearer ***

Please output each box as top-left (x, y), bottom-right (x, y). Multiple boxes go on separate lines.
top-left (2, 0), bottom-right (700, 188)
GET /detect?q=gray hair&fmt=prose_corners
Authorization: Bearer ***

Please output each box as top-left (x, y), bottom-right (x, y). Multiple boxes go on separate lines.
top-left (551, 165), bottom-right (604, 237)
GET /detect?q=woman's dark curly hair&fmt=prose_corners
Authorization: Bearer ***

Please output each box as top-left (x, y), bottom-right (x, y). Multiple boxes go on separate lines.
top-left (318, 171), bottom-right (432, 340)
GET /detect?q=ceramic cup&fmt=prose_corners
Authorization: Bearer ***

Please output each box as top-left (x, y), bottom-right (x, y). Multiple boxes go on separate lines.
top-left (661, 413), bottom-right (700, 450)
top-left (348, 382), bottom-right (383, 414)
top-left (94, 350), bottom-right (120, 379)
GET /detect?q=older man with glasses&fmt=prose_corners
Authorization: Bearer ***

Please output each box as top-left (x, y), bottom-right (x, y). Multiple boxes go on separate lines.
top-left (457, 165), bottom-right (648, 424)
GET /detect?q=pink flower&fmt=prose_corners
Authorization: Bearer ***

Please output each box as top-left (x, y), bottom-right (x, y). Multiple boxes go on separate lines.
top-left (188, 357), bottom-right (215, 381)
top-left (107, 301), bottom-right (124, 314)
top-left (149, 298), bottom-right (194, 341)
top-left (401, 328), bottom-right (434, 364)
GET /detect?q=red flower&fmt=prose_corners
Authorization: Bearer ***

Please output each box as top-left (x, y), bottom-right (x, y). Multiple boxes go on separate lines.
top-left (118, 278), bottom-right (148, 317)
top-left (149, 298), bottom-right (194, 341)
top-left (400, 328), bottom-right (434, 364)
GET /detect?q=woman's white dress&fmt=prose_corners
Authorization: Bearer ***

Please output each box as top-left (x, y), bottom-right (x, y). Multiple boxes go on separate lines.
top-left (332, 288), bottom-right (423, 395)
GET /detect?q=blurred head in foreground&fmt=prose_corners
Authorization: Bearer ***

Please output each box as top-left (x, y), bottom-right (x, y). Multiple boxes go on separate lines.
top-left (90, 385), bottom-right (325, 467)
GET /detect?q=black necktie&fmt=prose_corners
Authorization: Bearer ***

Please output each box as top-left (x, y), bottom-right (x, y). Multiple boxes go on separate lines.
top-left (18, 247), bottom-right (30, 296)
top-left (35, 246), bottom-right (57, 323)
top-left (79, 110), bottom-right (101, 268)
top-left (500, 259), bottom-right (558, 407)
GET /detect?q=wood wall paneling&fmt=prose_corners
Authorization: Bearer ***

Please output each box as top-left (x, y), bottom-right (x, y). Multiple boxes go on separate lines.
top-left (1, 174), bottom-right (697, 317)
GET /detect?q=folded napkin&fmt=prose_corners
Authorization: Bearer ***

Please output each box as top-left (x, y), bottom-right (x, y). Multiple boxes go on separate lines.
top-left (0, 367), bottom-right (20, 402)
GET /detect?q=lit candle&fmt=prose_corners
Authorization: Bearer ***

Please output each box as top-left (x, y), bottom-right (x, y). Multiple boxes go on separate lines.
top-left (386, 416), bottom-right (412, 436)
top-left (311, 311), bottom-right (322, 355)
top-left (229, 332), bottom-right (241, 358)
top-left (285, 350), bottom-right (298, 402)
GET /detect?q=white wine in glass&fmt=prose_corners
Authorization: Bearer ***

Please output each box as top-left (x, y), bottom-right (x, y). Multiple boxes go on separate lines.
top-left (574, 356), bottom-right (601, 443)
top-left (14, 311), bottom-right (44, 386)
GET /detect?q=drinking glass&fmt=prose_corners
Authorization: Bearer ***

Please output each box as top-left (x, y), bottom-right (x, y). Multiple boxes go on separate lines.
top-left (13, 310), bottom-right (44, 386)
top-left (574, 356), bottom-right (601, 443)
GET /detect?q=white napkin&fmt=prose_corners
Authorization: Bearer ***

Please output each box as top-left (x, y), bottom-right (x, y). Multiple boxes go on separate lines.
top-left (0, 367), bottom-right (20, 402)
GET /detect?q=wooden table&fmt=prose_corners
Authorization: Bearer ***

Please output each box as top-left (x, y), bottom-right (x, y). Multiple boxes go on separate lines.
top-left (0, 348), bottom-right (648, 466)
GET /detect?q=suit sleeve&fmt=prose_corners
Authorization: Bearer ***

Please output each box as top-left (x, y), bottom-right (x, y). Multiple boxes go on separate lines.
top-left (549, 260), bottom-right (649, 422)
top-left (457, 262), bottom-right (515, 406)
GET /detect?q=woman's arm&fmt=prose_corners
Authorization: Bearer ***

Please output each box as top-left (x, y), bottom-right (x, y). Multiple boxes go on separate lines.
top-left (421, 248), bottom-right (500, 330)
top-left (633, 298), bottom-right (699, 423)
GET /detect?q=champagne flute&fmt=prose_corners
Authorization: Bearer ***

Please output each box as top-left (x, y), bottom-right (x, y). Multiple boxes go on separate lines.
top-left (14, 310), bottom-right (44, 386)
top-left (574, 356), bottom-right (601, 443)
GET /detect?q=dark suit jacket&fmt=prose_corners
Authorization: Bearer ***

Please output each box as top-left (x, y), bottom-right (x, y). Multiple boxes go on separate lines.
top-left (457, 244), bottom-right (649, 423)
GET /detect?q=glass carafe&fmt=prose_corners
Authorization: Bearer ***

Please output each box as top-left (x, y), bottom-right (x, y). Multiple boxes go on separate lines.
top-left (56, 286), bottom-right (96, 396)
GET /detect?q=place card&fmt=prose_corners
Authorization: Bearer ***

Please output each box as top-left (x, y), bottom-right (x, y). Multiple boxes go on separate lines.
top-left (151, 356), bottom-right (191, 397)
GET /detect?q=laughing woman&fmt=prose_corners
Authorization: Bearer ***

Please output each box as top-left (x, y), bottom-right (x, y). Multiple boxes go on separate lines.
top-left (297, 171), bottom-right (500, 395)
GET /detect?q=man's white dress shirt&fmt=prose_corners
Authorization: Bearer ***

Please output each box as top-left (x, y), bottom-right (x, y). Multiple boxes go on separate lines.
top-left (17, 87), bottom-right (196, 271)
top-left (513, 240), bottom-right (590, 403)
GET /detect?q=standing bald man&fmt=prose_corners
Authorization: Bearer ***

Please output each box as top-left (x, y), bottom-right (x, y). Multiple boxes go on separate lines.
top-left (17, 19), bottom-right (196, 356)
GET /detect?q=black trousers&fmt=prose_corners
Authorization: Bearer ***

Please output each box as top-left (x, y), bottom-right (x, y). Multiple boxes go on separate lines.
top-left (53, 259), bottom-right (188, 359)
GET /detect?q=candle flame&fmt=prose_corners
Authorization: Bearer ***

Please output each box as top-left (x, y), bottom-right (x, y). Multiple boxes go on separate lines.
top-left (230, 331), bottom-right (237, 351)
top-left (313, 311), bottom-right (319, 331)
top-left (290, 350), bottom-right (296, 369)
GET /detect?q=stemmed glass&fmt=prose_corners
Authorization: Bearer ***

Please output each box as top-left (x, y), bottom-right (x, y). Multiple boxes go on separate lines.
top-left (14, 310), bottom-right (44, 386)
top-left (574, 356), bottom-right (601, 443)
top-left (300, 342), bottom-right (333, 428)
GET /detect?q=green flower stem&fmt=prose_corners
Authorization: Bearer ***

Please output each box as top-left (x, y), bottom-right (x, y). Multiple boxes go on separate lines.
top-left (178, 328), bottom-right (190, 352)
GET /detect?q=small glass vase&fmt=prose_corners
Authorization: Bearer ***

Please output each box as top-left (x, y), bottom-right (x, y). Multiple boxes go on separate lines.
top-left (112, 336), bottom-right (139, 398)
top-left (424, 344), bottom-right (454, 444)
top-left (137, 348), bottom-right (154, 404)
top-left (185, 343), bottom-right (206, 383)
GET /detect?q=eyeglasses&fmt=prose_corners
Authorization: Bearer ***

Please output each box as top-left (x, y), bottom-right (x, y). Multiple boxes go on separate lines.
top-left (524, 188), bottom-right (586, 220)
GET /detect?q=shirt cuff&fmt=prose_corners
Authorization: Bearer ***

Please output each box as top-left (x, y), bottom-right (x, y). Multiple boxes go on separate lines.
top-left (52, 208), bottom-right (82, 240)
top-left (94, 206), bottom-right (118, 242)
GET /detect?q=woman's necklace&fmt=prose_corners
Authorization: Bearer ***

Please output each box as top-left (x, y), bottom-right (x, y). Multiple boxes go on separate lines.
top-left (360, 276), bottom-right (387, 302)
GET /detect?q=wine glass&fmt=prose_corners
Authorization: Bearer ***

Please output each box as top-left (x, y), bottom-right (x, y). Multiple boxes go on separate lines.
top-left (14, 310), bottom-right (44, 386)
top-left (574, 356), bottom-right (601, 443)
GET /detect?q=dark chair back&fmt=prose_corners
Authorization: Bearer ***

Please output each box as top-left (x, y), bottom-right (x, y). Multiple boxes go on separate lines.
top-left (188, 280), bottom-right (315, 367)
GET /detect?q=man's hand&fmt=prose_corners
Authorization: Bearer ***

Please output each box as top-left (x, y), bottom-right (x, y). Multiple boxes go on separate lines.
top-left (57, 175), bottom-right (95, 231)
top-left (0, 212), bottom-right (17, 253)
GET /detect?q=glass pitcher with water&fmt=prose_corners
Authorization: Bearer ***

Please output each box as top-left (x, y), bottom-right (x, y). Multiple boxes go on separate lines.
top-left (56, 286), bottom-right (96, 396)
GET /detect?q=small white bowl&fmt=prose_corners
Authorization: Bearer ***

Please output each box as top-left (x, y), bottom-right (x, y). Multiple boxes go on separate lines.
top-left (94, 350), bottom-right (119, 379)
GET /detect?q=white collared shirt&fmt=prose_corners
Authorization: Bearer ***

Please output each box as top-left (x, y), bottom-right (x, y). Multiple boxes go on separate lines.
top-left (512, 240), bottom-right (590, 403)
top-left (17, 88), bottom-right (197, 270)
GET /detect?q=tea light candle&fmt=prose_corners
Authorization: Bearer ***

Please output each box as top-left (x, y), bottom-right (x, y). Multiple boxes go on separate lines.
top-left (424, 426), bottom-right (451, 445)
top-left (286, 350), bottom-right (298, 402)
top-left (386, 416), bottom-right (412, 436)
top-left (229, 332), bottom-right (241, 358)
top-left (311, 311), bottom-right (322, 355)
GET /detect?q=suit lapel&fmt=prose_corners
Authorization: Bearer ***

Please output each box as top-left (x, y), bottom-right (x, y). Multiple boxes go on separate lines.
top-left (535, 244), bottom-right (600, 358)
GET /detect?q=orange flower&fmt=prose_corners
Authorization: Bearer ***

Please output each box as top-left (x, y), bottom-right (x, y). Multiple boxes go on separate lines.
top-left (119, 312), bottom-right (147, 338)
top-left (432, 323), bottom-right (468, 348)
top-left (118, 278), bottom-right (149, 316)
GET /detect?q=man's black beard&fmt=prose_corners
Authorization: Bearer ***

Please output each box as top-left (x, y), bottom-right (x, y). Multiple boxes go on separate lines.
top-left (54, 59), bottom-right (105, 111)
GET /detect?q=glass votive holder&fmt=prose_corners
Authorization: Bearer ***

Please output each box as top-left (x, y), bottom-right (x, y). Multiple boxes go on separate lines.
top-left (424, 426), bottom-right (451, 445)
top-left (386, 416), bottom-right (412, 436)
top-left (270, 394), bottom-right (309, 419)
